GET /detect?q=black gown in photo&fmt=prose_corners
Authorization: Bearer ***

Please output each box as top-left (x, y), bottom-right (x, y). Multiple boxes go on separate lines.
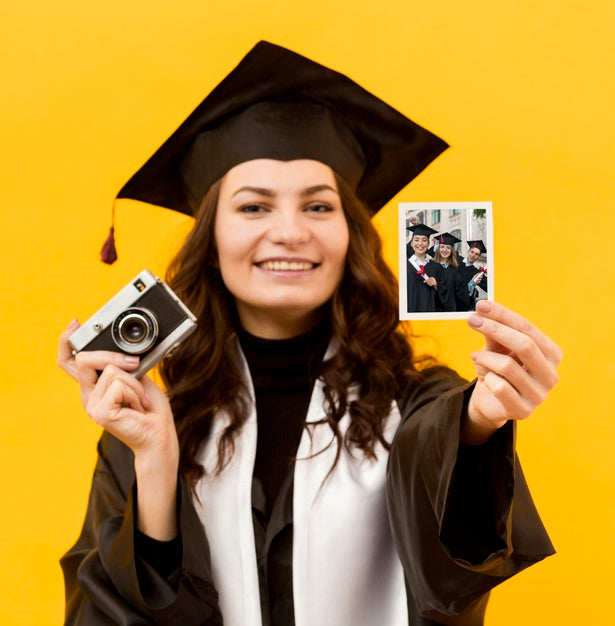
top-left (435, 264), bottom-right (459, 312)
top-left (455, 261), bottom-right (488, 312)
top-left (407, 258), bottom-right (449, 313)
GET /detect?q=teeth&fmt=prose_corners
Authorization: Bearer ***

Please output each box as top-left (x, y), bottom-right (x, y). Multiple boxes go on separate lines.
top-left (259, 260), bottom-right (315, 271)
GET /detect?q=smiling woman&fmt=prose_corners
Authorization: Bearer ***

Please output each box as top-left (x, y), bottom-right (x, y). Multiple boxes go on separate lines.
top-left (215, 159), bottom-right (349, 338)
top-left (57, 41), bottom-right (561, 626)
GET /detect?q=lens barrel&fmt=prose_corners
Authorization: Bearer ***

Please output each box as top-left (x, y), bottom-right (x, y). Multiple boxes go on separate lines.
top-left (112, 308), bottom-right (159, 354)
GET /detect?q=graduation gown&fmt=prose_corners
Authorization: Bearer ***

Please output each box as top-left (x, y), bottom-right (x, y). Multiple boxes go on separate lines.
top-left (455, 262), bottom-right (487, 312)
top-left (61, 366), bottom-right (554, 626)
top-left (435, 264), bottom-right (459, 312)
top-left (407, 258), bottom-right (450, 313)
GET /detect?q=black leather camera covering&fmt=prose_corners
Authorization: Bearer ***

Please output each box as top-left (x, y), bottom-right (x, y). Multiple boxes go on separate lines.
top-left (82, 283), bottom-right (188, 355)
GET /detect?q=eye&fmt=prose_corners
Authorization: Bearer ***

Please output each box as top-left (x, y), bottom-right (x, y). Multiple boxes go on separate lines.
top-left (305, 203), bottom-right (334, 213)
top-left (238, 203), bottom-right (268, 214)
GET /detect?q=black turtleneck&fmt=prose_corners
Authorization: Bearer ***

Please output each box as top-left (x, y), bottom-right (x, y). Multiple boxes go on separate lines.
top-left (237, 321), bottom-right (331, 516)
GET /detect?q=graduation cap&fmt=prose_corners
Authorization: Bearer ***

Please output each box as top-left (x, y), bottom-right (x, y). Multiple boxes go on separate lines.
top-left (101, 40), bottom-right (448, 263)
top-left (437, 232), bottom-right (462, 246)
top-left (407, 224), bottom-right (438, 238)
top-left (467, 240), bottom-right (487, 253)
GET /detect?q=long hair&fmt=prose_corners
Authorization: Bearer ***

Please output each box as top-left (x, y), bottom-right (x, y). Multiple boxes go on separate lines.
top-left (161, 173), bottom-right (421, 489)
top-left (434, 244), bottom-right (459, 268)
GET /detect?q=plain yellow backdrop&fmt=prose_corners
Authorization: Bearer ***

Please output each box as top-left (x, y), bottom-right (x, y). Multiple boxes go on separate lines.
top-left (1, 1), bottom-right (613, 624)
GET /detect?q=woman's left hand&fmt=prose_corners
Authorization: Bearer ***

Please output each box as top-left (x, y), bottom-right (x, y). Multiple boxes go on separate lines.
top-left (463, 300), bottom-right (562, 444)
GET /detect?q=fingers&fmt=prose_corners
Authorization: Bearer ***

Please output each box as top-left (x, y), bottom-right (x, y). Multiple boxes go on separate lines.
top-left (471, 300), bottom-right (563, 367)
top-left (476, 373), bottom-right (535, 421)
top-left (73, 350), bottom-right (142, 407)
top-left (467, 302), bottom-right (561, 390)
top-left (86, 364), bottom-right (151, 419)
top-left (471, 349), bottom-right (548, 410)
top-left (466, 300), bottom-right (562, 428)
top-left (57, 319), bottom-right (81, 379)
top-left (84, 367), bottom-right (174, 454)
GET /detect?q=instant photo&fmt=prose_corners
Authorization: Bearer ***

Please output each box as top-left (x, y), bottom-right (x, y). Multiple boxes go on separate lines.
top-left (399, 202), bottom-right (494, 320)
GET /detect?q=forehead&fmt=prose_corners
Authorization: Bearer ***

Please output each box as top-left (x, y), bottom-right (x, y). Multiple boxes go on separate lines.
top-left (220, 158), bottom-right (338, 192)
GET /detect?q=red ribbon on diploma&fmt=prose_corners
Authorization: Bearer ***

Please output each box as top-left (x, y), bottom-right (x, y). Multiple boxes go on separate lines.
top-left (478, 266), bottom-right (488, 275)
top-left (416, 266), bottom-right (429, 282)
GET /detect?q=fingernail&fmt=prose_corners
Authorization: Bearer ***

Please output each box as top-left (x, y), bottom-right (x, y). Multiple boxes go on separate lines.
top-left (477, 300), bottom-right (492, 313)
top-left (124, 355), bottom-right (140, 364)
top-left (144, 393), bottom-right (152, 407)
top-left (470, 351), bottom-right (479, 360)
top-left (467, 314), bottom-right (483, 328)
top-left (67, 318), bottom-right (79, 328)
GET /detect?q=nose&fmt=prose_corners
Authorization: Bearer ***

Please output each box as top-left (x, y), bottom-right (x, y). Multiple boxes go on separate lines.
top-left (267, 209), bottom-right (310, 247)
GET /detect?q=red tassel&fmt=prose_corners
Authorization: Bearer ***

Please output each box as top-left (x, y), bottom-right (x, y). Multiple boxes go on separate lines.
top-left (100, 199), bottom-right (118, 264)
top-left (100, 226), bottom-right (118, 264)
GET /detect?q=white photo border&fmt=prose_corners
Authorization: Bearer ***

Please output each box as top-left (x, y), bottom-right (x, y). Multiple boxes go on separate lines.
top-left (398, 201), bottom-right (494, 320)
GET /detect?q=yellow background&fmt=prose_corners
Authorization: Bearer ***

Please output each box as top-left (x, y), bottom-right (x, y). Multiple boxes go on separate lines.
top-left (1, 1), bottom-right (613, 623)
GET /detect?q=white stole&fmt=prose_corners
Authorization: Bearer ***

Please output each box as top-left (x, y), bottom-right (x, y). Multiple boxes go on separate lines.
top-left (193, 351), bottom-right (408, 626)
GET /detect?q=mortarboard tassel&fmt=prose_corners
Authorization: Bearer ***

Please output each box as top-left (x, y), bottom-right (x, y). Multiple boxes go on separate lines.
top-left (100, 200), bottom-right (118, 264)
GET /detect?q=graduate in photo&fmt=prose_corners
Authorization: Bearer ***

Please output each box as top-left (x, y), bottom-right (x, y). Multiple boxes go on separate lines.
top-left (456, 240), bottom-right (488, 312)
top-left (57, 41), bottom-right (560, 626)
top-left (433, 231), bottom-right (462, 312)
top-left (406, 223), bottom-right (449, 313)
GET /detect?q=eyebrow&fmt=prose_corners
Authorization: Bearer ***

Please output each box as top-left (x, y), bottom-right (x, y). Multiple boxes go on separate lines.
top-left (231, 184), bottom-right (339, 198)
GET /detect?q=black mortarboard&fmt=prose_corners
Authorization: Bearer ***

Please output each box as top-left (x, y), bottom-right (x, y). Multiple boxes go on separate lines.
top-left (467, 240), bottom-right (487, 254)
top-left (102, 41), bottom-right (447, 263)
top-left (437, 232), bottom-right (462, 246)
top-left (407, 223), bottom-right (438, 238)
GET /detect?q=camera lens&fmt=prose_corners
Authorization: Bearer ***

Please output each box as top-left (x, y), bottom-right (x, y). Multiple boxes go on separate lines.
top-left (112, 308), bottom-right (159, 354)
top-left (121, 319), bottom-right (147, 343)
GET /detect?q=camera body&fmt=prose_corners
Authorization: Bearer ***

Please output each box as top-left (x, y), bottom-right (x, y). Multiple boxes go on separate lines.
top-left (69, 270), bottom-right (197, 379)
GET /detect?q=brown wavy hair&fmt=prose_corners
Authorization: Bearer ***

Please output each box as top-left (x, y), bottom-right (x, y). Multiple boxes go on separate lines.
top-left (160, 173), bottom-right (421, 489)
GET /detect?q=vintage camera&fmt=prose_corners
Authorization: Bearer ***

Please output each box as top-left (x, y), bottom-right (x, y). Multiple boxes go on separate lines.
top-left (69, 270), bottom-right (197, 379)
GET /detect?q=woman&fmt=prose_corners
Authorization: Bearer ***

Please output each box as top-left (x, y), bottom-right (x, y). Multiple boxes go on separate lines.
top-left (58, 42), bottom-right (561, 626)
top-left (406, 223), bottom-right (449, 313)
top-left (433, 232), bottom-right (461, 312)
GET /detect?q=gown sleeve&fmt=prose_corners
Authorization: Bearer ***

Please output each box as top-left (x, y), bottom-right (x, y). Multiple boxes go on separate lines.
top-left (60, 431), bottom-right (222, 625)
top-left (386, 367), bottom-right (554, 626)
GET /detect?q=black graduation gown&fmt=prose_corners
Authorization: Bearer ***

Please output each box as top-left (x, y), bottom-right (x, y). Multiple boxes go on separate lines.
top-left (407, 258), bottom-right (449, 313)
top-left (435, 264), bottom-right (458, 312)
top-left (455, 262), bottom-right (488, 312)
top-left (61, 367), bottom-right (554, 625)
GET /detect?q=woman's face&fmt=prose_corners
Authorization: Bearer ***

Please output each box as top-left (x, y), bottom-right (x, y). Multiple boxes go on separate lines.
top-left (439, 244), bottom-right (452, 260)
top-left (411, 235), bottom-right (429, 257)
top-left (215, 159), bottom-right (349, 338)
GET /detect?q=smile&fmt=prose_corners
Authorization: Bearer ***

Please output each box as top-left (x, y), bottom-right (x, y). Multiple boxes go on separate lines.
top-left (256, 260), bottom-right (318, 271)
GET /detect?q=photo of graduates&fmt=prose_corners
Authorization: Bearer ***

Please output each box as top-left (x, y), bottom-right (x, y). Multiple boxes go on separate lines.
top-left (399, 203), bottom-right (493, 319)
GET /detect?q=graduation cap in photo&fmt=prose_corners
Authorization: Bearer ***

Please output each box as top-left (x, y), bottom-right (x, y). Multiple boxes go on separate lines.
top-left (406, 224), bottom-right (438, 238)
top-left (466, 240), bottom-right (487, 254)
top-left (437, 232), bottom-right (462, 246)
top-left (101, 40), bottom-right (448, 263)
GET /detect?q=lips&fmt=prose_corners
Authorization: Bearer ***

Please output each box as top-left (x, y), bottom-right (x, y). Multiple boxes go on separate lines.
top-left (256, 259), bottom-right (318, 271)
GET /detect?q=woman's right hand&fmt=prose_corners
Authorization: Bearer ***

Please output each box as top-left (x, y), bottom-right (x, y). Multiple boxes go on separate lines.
top-left (57, 318), bottom-right (178, 459)
top-left (58, 319), bottom-right (180, 539)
